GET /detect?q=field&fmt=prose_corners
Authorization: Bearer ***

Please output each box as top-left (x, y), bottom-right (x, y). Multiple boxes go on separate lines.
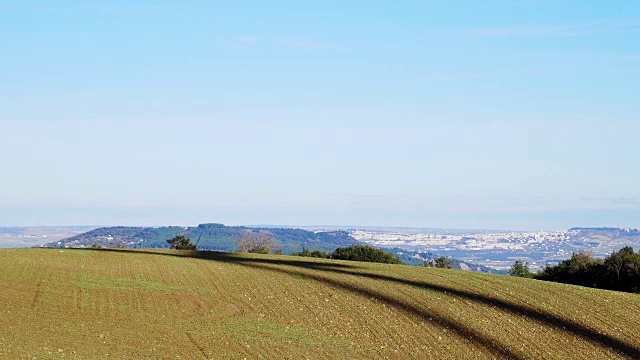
top-left (1, 249), bottom-right (639, 359)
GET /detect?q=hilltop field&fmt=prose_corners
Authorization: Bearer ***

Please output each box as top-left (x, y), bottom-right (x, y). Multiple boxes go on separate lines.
top-left (1, 249), bottom-right (639, 359)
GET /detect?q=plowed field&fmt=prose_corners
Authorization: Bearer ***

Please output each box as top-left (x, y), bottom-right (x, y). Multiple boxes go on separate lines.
top-left (1, 248), bottom-right (639, 359)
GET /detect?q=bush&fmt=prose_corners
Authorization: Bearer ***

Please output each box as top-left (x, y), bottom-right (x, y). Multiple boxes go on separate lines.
top-left (167, 235), bottom-right (197, 250)
top-left (422, 256), bottom-right (453, 269)
top-left (291, 247), bottom-right (327, 258)
top-left (330, 245), bottom-right (402, 264)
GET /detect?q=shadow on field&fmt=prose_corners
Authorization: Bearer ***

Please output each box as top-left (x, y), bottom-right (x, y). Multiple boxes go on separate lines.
top-left (92, 248), bottom-right (640, 359)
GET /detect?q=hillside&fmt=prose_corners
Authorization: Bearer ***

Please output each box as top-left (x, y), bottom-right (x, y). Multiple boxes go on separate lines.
top-left (567, 227), bottom-right (640, 251)
top-left (45, 223), bottom-right (357, 254)
top-left (1, 249), bottom-right (639, 359)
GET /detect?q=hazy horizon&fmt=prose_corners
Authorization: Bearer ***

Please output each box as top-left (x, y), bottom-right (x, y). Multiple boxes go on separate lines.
top-left (1, 220), bottom-right (635, 234)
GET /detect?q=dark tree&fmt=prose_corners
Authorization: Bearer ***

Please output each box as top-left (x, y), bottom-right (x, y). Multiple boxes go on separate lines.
top-left (534, 247), bottom-right (640, 293)
top-left (604, 246), bottom-right (640, 292)
top-left (509, 260), bottom-right (533, 278)
top-left (434, 256), bottom-right (454, 269)
top-left (536, 252), bottom-right (603, 288)
top-left (167, 235), bottom-right (197, 250)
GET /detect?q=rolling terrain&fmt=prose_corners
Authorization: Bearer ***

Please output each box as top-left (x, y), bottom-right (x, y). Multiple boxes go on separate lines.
top-left (1, 248), bottom-right (639, 359)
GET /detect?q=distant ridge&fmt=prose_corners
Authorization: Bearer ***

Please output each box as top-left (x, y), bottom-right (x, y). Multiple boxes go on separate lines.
top-left (44, 223), bottom-right (358, 254)
top-left (568, 227), bottom-right (640, 236)
top-left (44, 223), bottom-right (504, 274)
top-left (569, 227), bottom-right (621, 231)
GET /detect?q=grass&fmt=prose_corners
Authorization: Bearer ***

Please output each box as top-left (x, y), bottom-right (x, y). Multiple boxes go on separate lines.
top-left (1, 248), bottom-right (639, 359)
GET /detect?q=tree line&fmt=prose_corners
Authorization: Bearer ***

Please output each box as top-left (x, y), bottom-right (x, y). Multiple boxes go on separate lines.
top-left (233, 233), bottom-right (403, 263)
top-left (167, 233), bottom-right (462, 269)
top-left (510, 246), bottom-right (640, 293)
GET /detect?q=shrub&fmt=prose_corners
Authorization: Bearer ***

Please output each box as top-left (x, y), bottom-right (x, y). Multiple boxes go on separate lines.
top-left (330, 245), bottom-right (401, 264)
top-left (424, 256), bottom-right (454, 269)
top-left (291, 247), bottom-right (328, 258)
top-left (167, 235), bottom-right (197, 250)
top-left (236, 232), bottom-right (275, 254)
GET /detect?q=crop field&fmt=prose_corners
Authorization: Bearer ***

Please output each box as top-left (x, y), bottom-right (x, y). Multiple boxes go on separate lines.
top-left (1, 249), bottom-right (639, 359)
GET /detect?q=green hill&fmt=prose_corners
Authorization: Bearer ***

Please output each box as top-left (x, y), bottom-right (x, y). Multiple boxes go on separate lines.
top-left (45, 223), bottom-right (357, 254)
top-left (1, 248), bottom-right (639, 359)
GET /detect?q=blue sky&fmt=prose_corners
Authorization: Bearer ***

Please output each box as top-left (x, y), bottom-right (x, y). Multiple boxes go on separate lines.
top-left (1, 1), bottom-right (639, 230)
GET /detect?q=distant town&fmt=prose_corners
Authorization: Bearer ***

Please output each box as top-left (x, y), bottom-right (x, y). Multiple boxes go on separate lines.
top-left (349, 227), bottom-right (640, 271)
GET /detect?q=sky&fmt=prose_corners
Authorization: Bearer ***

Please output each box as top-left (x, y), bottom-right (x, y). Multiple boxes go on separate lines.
top-left (1, 1), bottom-right (639, 230)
